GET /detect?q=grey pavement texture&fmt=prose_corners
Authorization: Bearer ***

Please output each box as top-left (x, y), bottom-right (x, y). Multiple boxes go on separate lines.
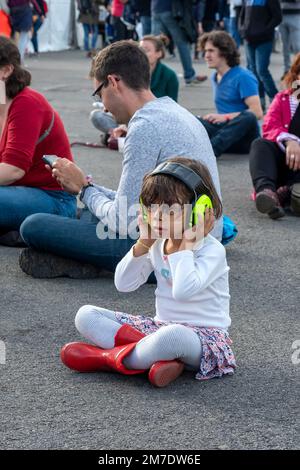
top-left (0, 50), bottom-right (299, 450)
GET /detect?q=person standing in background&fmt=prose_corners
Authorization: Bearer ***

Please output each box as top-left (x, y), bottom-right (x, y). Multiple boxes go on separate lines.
top-left (134, 0), bottom-right (151, 36)
top-left (77, 0), bottom-right (100, 57)
top-left (229, 0), bottom-right (242, 48)
top-left (279, 1), bottom-right (300, 80)
top-left (238, 0), bottom-right (282, 111)
top-left (8, 0), bottom-right (33, 63)
top-left (31, 0), bottom-right (47, 56)
top-left (151, 0), bottom-right (207, 85)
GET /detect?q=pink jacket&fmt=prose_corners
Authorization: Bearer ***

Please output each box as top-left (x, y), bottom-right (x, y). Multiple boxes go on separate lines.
top-left (262, 89), bottom-right (293, 142)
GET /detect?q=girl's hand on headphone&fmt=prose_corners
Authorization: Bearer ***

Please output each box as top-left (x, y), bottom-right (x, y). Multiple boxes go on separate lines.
top-left (178, 208), bottom-right (214, 251)
top-left (179, 216), bottom-right (205, 251)
top-left (203, 207), bottom-right (215, 236)
top-left (134, 213), bottom-right (156, 253)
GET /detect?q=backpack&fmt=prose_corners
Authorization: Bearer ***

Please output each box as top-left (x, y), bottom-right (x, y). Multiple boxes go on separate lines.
top-left (42, 0), bottom-right (48, 16)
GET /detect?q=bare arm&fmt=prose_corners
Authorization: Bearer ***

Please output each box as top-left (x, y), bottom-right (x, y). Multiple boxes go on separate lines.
top-left (244, 95), bottom-right (263, 120)
top-left (0, 163), bottom-right (25, 185)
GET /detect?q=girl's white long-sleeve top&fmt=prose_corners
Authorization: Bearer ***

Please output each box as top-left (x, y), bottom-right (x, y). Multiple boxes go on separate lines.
top-left (114, 235), bottom-right (231, 331)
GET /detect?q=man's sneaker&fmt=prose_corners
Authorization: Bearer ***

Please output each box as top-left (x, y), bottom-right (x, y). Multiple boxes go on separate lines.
top-left (19, 248), bottom-right (112, 279)
top-left (185, 74), bottom-right (207, 85)
top-left (0, 231), bottom-right (26, 247)
top-left (291, 183), bottom-right (300, 216)
top-left (255, 188), bottom-right (285, 219)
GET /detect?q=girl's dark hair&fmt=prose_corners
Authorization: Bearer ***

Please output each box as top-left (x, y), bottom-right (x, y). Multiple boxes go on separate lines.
top-left (199, 31), bottom-right (240, 68)
top-left (141, 35), bottom-right (166, 60)
top-left (140, 157), bottom-right (223, 219)
top-left (0, 36), bottom-right (31, 99)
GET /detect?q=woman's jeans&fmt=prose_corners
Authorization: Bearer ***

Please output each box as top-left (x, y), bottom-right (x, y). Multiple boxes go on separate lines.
top-left (249, 138), bottom-right (300, 192)
top-left (245, 40), bottom-right (278, 104)
top-left (82, 23), bottom-right (99, 51)
top-left (0, 186), bottom-right (76, 233)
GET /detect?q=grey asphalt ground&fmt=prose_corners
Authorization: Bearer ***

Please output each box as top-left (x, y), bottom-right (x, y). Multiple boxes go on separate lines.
top-left (0, 49), bottom-right (299, 450)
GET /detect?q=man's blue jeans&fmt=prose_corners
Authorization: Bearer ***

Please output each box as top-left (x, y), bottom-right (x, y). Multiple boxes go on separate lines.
top-left (0, 186), bottom-right (76, 233)
top-left (245, 40), bottom-right (278, 103)
top-left (20, 208), bottom-right (136, 272)
top-left (152, 10), bottom-right (195, 81)
top-left (198, 111), bottom-right (260, 158)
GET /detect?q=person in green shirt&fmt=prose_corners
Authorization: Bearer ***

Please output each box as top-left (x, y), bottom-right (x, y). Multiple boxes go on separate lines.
top-left (90, 35), bottom-right (179, 142)
top-left (141, 34), bottom-right (179, 102)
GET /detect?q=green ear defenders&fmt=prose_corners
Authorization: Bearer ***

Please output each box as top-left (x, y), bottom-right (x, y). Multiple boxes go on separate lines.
top-left (140, 161), bottom-right (213, 227)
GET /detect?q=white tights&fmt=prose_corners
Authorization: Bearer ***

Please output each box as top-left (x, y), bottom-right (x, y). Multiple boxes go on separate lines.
top-left (75, 305), bottom-right (202, 371)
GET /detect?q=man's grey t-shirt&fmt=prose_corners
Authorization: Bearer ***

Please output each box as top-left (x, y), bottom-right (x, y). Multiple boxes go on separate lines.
top-left (83, 97), bottom-right (223, 240)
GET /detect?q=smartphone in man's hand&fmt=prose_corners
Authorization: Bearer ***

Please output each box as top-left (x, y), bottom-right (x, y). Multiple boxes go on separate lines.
top-left (42, 155), bottom-right (59, 168)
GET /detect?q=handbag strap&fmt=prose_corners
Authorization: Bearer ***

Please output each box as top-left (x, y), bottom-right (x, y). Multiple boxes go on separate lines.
top-left (36, 111), bottom-right (55, 145)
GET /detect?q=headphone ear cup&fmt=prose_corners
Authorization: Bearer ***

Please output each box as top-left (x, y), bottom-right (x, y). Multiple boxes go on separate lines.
top-left (192, 195), bottom-right (213, 226)
top-left (140, 197), bottom-right (149, 223)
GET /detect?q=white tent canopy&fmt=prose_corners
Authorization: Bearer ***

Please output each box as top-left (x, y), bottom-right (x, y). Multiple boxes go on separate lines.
top-left (35, 0), bottom-right (84, 52)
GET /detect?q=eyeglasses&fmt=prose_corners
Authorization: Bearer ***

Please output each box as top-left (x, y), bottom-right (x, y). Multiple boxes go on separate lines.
top-left (91, 76), bottom-right (121, 100)
top-left (92, 80), bottom-right (106, 100)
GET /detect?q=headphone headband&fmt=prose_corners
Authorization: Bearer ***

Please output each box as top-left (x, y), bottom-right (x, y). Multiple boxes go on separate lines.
top-left (150, 162), bottom-right (203, 194)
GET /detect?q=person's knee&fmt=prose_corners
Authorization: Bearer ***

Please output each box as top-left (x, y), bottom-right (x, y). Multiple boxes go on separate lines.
top-left (20, 214), bottom-right (47, 246)
top-left (90, 109), bottom-right (104, 131)
top-left (75, 305), bottom-right (97, 334)
top-left (154, 324), bottom-right (193, 349)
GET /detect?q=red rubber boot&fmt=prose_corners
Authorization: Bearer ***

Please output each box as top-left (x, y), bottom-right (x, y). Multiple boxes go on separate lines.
top-left (60, 342), bottom-right (145, 375)
top-left (114, 324), bottom-right (145, 346)
top-left (114, 324), bottom-right (185, 388)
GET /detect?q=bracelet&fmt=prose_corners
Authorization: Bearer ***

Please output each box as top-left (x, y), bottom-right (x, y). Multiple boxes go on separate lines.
top-left (78, 181), bottom-right (94, 201)
top-left (136, 239), bottom-right (151, 251)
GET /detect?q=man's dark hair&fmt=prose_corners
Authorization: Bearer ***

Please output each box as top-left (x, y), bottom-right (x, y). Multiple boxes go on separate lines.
top-left (199, 31), bottom-right (240, 68)
top-left (90, 40), bottom-right (151, 90)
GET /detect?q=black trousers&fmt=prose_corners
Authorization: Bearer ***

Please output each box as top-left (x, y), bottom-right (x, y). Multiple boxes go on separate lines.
top-left (112, 16), bottom-right (134, 42)
top-left (249, 138), bottom-right (300, 192)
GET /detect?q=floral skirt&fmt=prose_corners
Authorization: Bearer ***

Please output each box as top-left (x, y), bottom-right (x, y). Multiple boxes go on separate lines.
top-left (114, 311), bottom-right (237, 381)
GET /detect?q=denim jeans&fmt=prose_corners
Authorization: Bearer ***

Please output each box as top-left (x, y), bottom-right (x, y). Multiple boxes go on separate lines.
top-left (197, 111), bottom-right (260, 158)
top-left (245, 40), bottom-right (278, 103)
top-left (151, 10), bottom-right (195, 81)
top-left (140, 15), bottom-right (151, 36)
top-left (20, 208), bottom-right (136, 272)
top-left (82, 23), bottom-right (99, 51)
top-left (229, 17), bottom-right (241, 48)
top-left (31, 17), bottom-right (43, 53)
top-left (279, 14), bottom-right (300, 73)
top-left (0, 186), bottom-right (76, 232)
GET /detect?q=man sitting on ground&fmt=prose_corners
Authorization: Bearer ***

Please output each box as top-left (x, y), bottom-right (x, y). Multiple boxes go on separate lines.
top-left (19, 40), bottom-right (223, 279)
top-left (198, 30), bottom-right (263, 158)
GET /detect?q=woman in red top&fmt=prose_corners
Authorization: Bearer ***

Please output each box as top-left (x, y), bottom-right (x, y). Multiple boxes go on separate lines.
top-left (0, 36), bottom-right (76, 245)
top-left (249, 52), bottom-right (300, 219)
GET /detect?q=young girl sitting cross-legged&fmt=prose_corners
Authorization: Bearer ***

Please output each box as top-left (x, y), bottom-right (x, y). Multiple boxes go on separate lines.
top-left (60, 157), bottom-right (236, 387)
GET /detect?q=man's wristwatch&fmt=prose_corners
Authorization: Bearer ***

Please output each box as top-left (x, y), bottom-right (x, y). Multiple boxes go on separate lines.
top-left (78, 182), bottom-right (94, 202)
